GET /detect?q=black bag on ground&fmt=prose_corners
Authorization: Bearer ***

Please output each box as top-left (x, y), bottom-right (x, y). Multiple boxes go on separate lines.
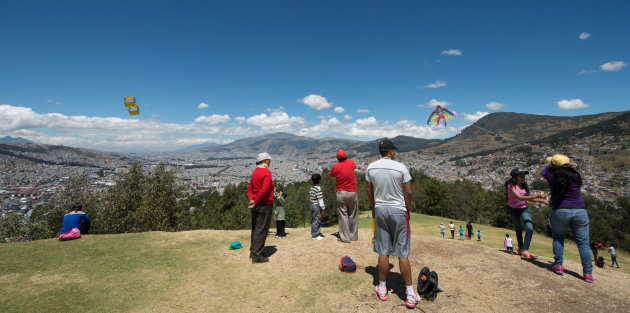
top-left (417, 267), bottom-right (439, 301)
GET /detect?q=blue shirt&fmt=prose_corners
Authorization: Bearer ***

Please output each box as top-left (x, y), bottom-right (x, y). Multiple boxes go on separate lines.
top-left (61, 212), bottom-right (90, 233)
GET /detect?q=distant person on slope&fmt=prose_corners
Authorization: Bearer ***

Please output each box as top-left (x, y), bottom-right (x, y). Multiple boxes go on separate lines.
top-left (367, 139), bottom-right (420, 308)
top-left (459, 225), bottom-right (464, 240)
top-left (477, 229), bottom-right (481, 241)
top-left (449, 221), bottom-right (455, 239)
top-left (466, 221), bottom-right (473, 240)
top-left (330, 149), bottom-right (358, 243)
top-left (591, 241), bottom-right (603, 261)
top-left (309, 173), bottom-right (325, 240)
top-left (274, 190), bottom-right (287, 239)
top-left (57, 203), bottom-right (90, 241)
top-left (504, 234), bottom-right (513, 252)
top-left (609, 245), bottom-right (620, 268)
top-left (505, 168), bottom-right (548, 259)
top-left (439, 222), bottom-right (445, 239)
top-left (247, 152), bottom-right (275, 263)
top-left (542, 154), bottom-right (594, 283)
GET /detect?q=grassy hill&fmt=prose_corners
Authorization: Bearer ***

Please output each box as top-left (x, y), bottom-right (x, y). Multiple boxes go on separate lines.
top-left (2, 213), bottom-right (629, 312)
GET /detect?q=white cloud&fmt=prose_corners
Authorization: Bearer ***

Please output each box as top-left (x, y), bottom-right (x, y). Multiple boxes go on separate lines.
top-left (334, 106), bottom-right (345, 113)
top-left (579, 32), bottom-right (591, 40)
top-left (424, 80), bottom-right (446, 88)
top-left (299, 94), bottom-right (332, 110)
top-left (357, 108), bottom-right (370, 113)
top-left (577, 69), bottom-right (596, 75)
top-left (235, 116), bottom-right (246, 123)
top-left (355, 116), bottom-right (378, 127)
top-left (246, 111), bottom-right (306, 132)
top-left (46, 99), bottom-right (53, 103)
top-left (197, 102), bottom-right (209, 109)
top-left (343, 114), bottom-right (352, 120)
top-left (485, 101), bottom-right (504, 110)
top-left (441, 49), bottom-right (462, 56)
top-left (557, 99), bottom-right (589, 110)
top-left (194, 114), bottom-right (230, 124)
top-left (417, 99), bottom-right (451, 108)
top-left (462, 111), bottom-right (489, 123)
top-left (600, 61), bottom-right (627, 72)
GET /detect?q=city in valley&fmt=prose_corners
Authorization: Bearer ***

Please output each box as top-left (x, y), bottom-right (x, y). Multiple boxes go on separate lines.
top-left (2, 134), bottom-right (628, 228)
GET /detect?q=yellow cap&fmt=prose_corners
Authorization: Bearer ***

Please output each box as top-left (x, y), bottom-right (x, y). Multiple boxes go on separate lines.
top-left (547, 154), bottom-right (571, 167)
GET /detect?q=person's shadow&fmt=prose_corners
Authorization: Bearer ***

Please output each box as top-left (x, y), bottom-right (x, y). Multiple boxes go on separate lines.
top-left (521, 257), bottom-right (583, 280)
top-left (365, 264), bottom-right (406, 301)
top-left (263, 245), bottom-right (278, 258)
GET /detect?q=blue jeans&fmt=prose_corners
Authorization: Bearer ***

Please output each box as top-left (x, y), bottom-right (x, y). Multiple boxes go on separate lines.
top-left (550, 208), bottom-right (593, 274)
top-left (508, 207), bottom-right (534, 251)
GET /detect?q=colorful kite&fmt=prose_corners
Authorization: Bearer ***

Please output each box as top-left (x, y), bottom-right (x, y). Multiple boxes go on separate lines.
top-left (124, 95), bottom-right (140, 116)
top-left (427, 105), bottom-right (456, 127)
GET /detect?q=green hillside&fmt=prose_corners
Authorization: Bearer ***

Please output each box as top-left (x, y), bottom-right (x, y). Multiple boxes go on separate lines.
top-left (2, 213), bottom-right (628, 313)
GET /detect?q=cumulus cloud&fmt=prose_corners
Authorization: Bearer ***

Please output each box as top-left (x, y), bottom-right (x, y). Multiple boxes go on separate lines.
top-left (235, 116), bottom-right (246, 123)
top-left (418, 99), bottom-right (451, 108)
top-left (334, 106), bottom-right (345, 113)
top-left (246, 111), bottom-right (306, 132)
top-left (197, 102), bottom-right (209, 109)
top-left (600, 61), bottom-right (627, 72)
top-left (557, 99), bottom-right (589, 110)
top-left (579, 32), bottom-right (591, 40)
top-left (357, 108), bottom-right (370, 113)
top-left (485, 101), bottom-right (504, 110)
top-left (424, 80), bottom-right (446, 89)
top-left (343, 114), bottom-right (352, 120)
top-left (462, 111), bottom-right (489, 123)
top-left (194, 114), bottom-right (230, 124)
top-left (300, 94), bottom-right (332, 110)
top-left (441, 49), bottom-right (462, 56)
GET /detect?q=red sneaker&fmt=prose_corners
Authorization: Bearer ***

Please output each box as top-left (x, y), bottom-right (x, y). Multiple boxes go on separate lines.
top-left (521, 251), bottom-right (533, 259)
top-left (583, 273), bottom-right (594, 283)
top-left (513, 249), bottom-right (522, 255)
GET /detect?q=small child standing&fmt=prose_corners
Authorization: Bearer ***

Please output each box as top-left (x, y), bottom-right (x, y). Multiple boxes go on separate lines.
top-left (459, 226), bottom-right (464, 240)
top-left (477, 230), bottom-right (481, 241)
top-left (309, 173), bottom-right (325, 240)
top-left (504, 234), bottom-right (513, 252)
top-left (439, 222), bottom-right (445, 239)
top-left (609, 245), bottom-right (620, 268)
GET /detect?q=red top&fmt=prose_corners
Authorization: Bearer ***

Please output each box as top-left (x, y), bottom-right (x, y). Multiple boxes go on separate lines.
top-left (330, 159), bottom-right (357, 192)
top-left (247, 168), bottom-right (275, 205)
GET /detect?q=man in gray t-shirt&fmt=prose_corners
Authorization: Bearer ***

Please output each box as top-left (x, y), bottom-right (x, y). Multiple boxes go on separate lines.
top-left (366, 139), bottom-right (419, 308)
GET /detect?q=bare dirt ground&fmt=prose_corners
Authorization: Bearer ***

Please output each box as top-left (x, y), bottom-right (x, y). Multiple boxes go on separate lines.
top-left (131, 226), bottom-right (630, 313)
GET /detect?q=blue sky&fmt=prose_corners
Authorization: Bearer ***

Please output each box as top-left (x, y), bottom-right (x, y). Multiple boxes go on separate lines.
top-left (1, 1), bottom-right (628, 152)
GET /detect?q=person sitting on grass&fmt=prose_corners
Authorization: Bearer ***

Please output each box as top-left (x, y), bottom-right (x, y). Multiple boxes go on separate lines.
top-left (57, 203), bottom-right (90, 241)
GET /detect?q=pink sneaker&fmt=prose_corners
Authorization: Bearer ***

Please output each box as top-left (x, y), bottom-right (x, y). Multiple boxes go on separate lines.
top-left (375, 285), bottom-right (387, 301)
top-left (406, 291), bottom-right (421, 308)
top-left (583, 273), bottom-right (594, 283)
top-left (513, 249), bottom-right (522, 255)
top-left (521, 251), bottom-right (533, 259)
top-left (550, 264), bottom-right (564, 275)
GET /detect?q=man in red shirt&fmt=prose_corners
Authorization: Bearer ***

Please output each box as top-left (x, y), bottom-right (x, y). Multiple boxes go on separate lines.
top-left (330, 149), bottom-right (358, 243)
top-left (247, 152), bottom-right (275, 263)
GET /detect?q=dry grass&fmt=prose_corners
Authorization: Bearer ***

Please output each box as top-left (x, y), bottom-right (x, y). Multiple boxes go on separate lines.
top-left (1, 217), bottom-right (629, 312)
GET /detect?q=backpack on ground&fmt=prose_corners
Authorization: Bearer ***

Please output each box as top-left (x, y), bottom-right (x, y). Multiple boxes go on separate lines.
top-left (417, 267), bottom-right (440, 301)
top-left (339, 256), bottom-right (357, 273)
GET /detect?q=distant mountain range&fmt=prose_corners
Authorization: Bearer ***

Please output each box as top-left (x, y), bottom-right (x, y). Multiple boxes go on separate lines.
top-left (194, 111), bottom-right (629, 157)
top-left (0, 136), bottom-right (35, 144)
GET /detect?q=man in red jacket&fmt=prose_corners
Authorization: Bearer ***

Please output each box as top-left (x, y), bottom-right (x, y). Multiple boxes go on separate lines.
top-left (330, 149), bottom-right (358, 243)
top-left (247, 152), bottom-right (275, 263)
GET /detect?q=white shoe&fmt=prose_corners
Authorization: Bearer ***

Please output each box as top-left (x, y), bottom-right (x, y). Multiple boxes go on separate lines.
top-left (312, 236), bottom-right (323, 240)
top-left (406, 291), bottom-right (421, 308)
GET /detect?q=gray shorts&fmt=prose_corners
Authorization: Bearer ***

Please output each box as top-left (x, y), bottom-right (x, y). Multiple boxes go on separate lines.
top-left (373, 206), bottom-right (410, 258)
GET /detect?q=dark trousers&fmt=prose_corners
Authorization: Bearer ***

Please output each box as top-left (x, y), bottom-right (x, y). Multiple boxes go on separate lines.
top-left (450, 230), bottom-right (454, 239)
top-left (250, 203), bottom-right (272, 260)
top-left (591, 248), bottom-right (598, 261)
top-left (276, 220), bottom-right (286, 237)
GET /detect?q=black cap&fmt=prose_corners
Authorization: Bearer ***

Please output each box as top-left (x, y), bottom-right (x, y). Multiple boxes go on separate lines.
top-left (510, 168), bottom-right (529, 177)
top-left (379, 139), bottom-right (398, 151)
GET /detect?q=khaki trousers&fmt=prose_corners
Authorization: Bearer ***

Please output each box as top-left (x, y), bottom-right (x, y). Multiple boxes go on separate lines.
top-left (336, 190), bottom-right (358, 242)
